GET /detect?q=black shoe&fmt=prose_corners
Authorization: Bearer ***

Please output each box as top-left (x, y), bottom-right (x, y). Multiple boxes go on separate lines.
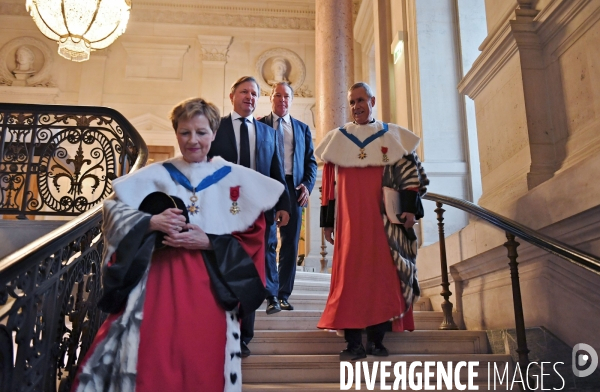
top-left (266, 296), bottom-right (281, 315)
top-left (339, 344), bottom-right (367, 361)
top-left (241, 341), bottom-right (251, 358)
top-left (366, 342), bottom-right (389, 357)
top-left (279, 298), bottom-right (294, 311)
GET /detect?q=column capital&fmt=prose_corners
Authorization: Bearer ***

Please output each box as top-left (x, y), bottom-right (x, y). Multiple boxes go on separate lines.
top-left (197, 35), bottom-right (232, 62)
top-left (515, 0), bottom-right (540, 21)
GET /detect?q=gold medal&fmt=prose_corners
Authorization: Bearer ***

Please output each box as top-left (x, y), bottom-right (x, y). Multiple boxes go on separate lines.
top-left (358, 148), bottom-right (367, 159)
top-left (187, 193), bottom-right (199, 215)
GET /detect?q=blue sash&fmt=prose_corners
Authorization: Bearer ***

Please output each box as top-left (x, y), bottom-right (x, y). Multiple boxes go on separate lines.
top-left (162, 163), bottom-right (231, 193)
top-left (339, 122), bottom-right (389, 148)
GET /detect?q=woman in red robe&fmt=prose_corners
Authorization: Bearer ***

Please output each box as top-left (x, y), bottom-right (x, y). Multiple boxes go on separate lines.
top-left (72, 98), bottom-right (283, 392)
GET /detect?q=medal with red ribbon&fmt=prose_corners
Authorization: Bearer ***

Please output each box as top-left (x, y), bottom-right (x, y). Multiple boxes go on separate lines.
top-left (230, 186), bottom-right (241, 215)
top-left (381, 146), bottom-right (389, 163)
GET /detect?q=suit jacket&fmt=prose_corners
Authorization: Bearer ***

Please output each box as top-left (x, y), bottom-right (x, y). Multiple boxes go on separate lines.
top-left (209, 114), bottom-right (290, 225)
top-left (259, 113), bottom-right (318, 195)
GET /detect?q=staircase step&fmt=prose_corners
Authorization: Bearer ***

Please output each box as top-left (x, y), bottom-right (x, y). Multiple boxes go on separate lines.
top-left (289, 279), bottom-right (332, 292)
top-left (254, 310), bottom-right (451, 331)
top-left (242, 353), bottom-right (513, 384)
top-left (295, 271), bottom-right (331, 282)
top-left (257, 293), bottom-right (328, 311)
top-left (249, 330), bottom-right (489, 355)
top-left (243, 380), bottom-right (513, 391)
top-left (260, 294), bottom-right (432, 312)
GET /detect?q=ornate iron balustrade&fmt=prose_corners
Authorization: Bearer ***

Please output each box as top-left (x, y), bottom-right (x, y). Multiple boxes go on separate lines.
top-left (0, 103), bottom-right (143, 218)
top-left (0, 103), bottom-right (147, 391)
top-left (424, 192), bottom-right (600, 387)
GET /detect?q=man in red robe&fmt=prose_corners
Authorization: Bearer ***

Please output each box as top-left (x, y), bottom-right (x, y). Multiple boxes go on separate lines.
top-left (315, 82), bottom-right (428, 360)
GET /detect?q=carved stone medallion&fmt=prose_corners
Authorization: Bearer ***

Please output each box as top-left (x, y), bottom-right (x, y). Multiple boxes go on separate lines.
top-left (255, 48), bottom-right (307, 96)
top-left (0, 37), bottom-right (55, 87)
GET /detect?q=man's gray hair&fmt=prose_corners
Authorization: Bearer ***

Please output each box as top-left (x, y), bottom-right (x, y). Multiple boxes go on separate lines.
top-left (270, 81), bottom-right (294, 97)
top-left (348, 82), bottom-right (374, 98)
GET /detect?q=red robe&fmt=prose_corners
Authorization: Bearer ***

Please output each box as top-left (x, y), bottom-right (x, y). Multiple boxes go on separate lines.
top-left (317, 164), bottom-right (414, 331)
top-left (73, 215), bottom-right (266, 392)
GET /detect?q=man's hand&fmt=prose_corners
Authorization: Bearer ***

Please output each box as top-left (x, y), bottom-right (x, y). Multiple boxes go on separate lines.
top-left (276, 210), bottom-right (290, 227)
top-left (324, 227), bottom-right (334, 245)
top-left (296, 183), bottom-right (309, 207)
top-left (400, 212), bottom-right (416, 229)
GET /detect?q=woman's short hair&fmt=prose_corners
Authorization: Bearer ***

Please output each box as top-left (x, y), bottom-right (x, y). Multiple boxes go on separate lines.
top-left (169, 98), bottom-right (221, 132)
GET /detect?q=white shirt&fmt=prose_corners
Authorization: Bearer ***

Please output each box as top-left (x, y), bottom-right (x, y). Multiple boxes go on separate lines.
top-left (272, 113), bottom-right (293, 175)
top-left (231, 111), bottom-right (257, 170)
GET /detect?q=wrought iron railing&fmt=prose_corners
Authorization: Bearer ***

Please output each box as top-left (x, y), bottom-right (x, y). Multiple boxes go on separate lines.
top-left (0, 103), bottom-right (144, 219)
top-left (0, 103), bottom-right (147, 392)
top-left (424, 192), bottom-right (600, 387)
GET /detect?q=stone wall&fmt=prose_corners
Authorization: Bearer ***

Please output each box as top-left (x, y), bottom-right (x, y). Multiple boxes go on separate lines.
top-left (0, 0), bottom-right (316, 155)
top-left (419, 0), bottom-right (600, 350)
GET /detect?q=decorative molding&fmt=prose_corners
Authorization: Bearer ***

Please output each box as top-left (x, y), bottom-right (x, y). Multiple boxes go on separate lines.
top-left (459, 0), bottom-right (599, 99)
top-left (537, 0), bottom-right (600, 58)
top-left (135, 2), bottom-right (315, 17)
top-left (121, 42), bottom-right (190, 81)
top-left (352, 0), bottom-right (363, 22)
top-left (353, 0), bottom-right (374, 49)
top-left (0, 36), bottom-right (55, 87)
top-left (129, 112), bottom-right (173, 133)
top-left (0, 2), bottom-right (318, 30)
top-left (255, 48), bottom-right (310, 97)
top-left (197, 35), bottom-right (232, 62)
top-left (129, 3), bottom-right (315, 30)
top-left (457, 21), bottom-right (517, 99)
top-left (405, 0), bottom-right (423, 144)
top-left (0, 3), bottom-right (28, 17)
top-left (0, 85), bottom-right (60, 103)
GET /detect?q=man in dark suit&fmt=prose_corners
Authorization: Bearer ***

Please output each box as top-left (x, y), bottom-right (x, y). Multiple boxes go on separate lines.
top-left (209, 76), bottom-right (290, 357)
top-left (259, 82), bottom-right (317, 314)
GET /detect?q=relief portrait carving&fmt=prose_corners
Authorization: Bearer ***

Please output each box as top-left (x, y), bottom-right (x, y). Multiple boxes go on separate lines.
top-left (0, 37), bottom-right (55, 87)
top-left (256, 48), bottom-right (311, 97)
top-left (267, 57), bottom-right (289, 86)
top-left (13, 46), bottom-right (37, 80)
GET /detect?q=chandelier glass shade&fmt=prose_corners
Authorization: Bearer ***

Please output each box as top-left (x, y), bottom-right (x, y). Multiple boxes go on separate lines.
top-left (26, 0), bottom-right (132, 62)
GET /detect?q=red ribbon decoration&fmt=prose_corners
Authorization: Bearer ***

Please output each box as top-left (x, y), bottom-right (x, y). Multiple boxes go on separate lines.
top-left (381, 146), bottom-right (388, 154)
top-left (230, 186), bottom-right (240, 201)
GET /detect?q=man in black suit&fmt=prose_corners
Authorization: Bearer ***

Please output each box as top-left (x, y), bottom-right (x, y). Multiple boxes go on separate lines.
top-left (259, 82), bottom-right (317, 314)
top-left (209, 76), bottom-right (290, 357)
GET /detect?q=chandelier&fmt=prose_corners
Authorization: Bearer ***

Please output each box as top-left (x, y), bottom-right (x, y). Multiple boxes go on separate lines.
top-left (26, 0), bottom-right (132, 62)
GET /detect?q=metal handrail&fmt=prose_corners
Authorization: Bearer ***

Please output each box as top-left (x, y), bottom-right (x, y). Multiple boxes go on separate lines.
top-left (424, 192), bottom-right (600, 274)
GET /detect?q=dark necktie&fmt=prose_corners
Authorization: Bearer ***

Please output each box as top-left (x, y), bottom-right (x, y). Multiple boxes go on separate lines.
top-left (277, 117), bottom-right (285, 169)
top-left (239, 117), bottom-right (251, 168)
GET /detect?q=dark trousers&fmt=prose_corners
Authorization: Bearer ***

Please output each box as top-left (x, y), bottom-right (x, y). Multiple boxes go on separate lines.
top-left (264, 220), bottom-right (279, 298)
top-left (276, 175), bottom-right (303, 300)
top-left (242, 221), bottom-right (278, 344)
top-left (344, 321), bottom-right (390, 348)
top-left (240, 311), bottom-right (255, 345)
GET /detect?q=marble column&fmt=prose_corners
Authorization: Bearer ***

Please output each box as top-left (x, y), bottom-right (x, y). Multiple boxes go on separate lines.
top-left (306, 0), bottom-right (354, 272)
top-left (197, 35), bottom-right (232, 115)
top-left (373, 0), bottom-right (393, 123)
top-left (314, 0), bottom-right (354, 143)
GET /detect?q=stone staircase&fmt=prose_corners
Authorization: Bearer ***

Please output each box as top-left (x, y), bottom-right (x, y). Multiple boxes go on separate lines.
top-left (242, 271), bottom-right (514, 391)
